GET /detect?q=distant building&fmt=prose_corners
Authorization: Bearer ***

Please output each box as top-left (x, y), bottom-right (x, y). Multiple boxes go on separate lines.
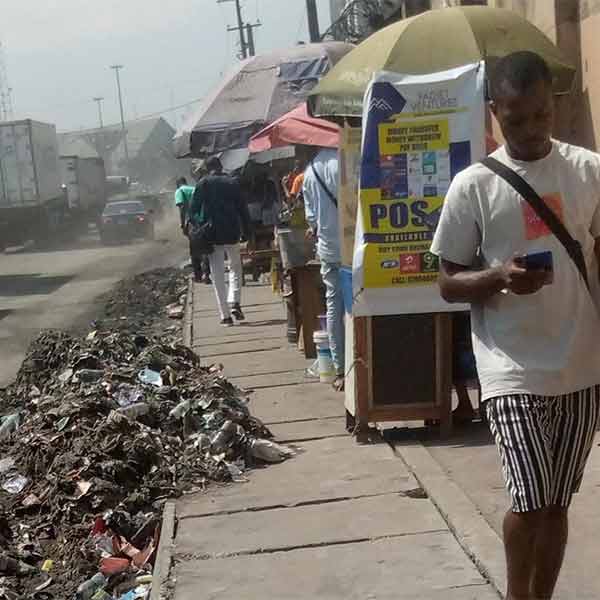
top-left (59, 117), bottom-right (182, 188)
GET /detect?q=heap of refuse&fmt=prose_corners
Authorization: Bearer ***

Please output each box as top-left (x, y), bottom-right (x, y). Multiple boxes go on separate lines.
top-left (0, 270), bottom-right (294, 599)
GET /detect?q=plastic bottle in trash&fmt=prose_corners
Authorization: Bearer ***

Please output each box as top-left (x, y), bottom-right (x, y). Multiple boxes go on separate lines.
top-left (76, 572), bottom-right (107, 599)
top-left (115, 403), bottom-right (149, 419)
top-left (250, 438), bottom-right (295, 463)
top-left (210, 420), bottom-right (238, 454)
top-left (169, 399), bottom-right (192, 419)
top-left (0, 414), bottom-right (20, 441)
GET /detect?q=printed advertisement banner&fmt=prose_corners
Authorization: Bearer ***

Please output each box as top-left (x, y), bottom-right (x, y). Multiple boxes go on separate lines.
top-left (352, 63), bottom-right (485, 316)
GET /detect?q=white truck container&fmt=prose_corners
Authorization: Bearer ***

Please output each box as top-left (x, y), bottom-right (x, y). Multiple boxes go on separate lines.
top-left (0, 120), bottom-right (64, 247)
top-left (59, 155), bottom-right (107, 221)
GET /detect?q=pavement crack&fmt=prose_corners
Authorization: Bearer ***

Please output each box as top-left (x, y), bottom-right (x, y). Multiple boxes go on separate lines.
top-left (199, 346), bottom-right (282, 358)
top-left (265, 415), bottom-right (344, 425)
top-left (174, 530), bottom-right (449, 561)
top-left (179, 490), bottom-right (425, 520)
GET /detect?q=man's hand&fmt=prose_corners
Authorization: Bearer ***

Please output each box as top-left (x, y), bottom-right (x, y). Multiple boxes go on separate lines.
top-left (500, 258), bottom-right (549, 295)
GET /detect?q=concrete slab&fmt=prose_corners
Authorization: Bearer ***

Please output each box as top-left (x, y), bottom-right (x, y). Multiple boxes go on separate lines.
top-left (178, 436), bottom-right (414, 517)
top-left (232, 370), bottom-right (317, 389)
top-left (397, 443), bottom-right (506, 598)
top-left (194, 303), bottom-right (282, 316)
top-left (269, 417), bottom-right (347, 442)
top-left (196, 339), bottom-right (285, 358)
top-left (174, 534), bottom-right (496, 600)
top-left (193, 321), bottom-right (287, 344)
top-left (176, 494), bottom-right (446, 556)
top-left (214, 348), bottom-right (313, 378)
top-left (193, 333), bottom-right (285, 347)
top-left (248, 383), bottom-right (345, 424)
top-left (426, 429), bottom-right (600, 600)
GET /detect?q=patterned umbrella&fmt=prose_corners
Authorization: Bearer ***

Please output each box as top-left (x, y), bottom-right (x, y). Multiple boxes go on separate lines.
top-left (174, 42), bottom-right (353, 158)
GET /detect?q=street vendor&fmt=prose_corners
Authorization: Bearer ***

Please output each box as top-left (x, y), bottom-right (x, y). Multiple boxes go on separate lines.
top-left (175, 177), bottom-right (210, 284)
top-left (431, 51), bottom-right (600, 600)
top-left (282, 160), bottom-right (302, 203)
top-left (302, 146), bottom-right (345, 392)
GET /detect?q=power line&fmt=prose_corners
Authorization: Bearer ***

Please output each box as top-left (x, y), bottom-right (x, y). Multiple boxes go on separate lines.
top-left (58, 97), bottom-right (205, 133)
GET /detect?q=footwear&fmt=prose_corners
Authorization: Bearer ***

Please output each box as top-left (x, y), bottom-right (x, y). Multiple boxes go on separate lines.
top-left (231, 303), bottom-right (245, 321)
top-left (193, 273), bottom-right (203, 283)
top-left (220, 317), bottom-right (234, 327)
top-left (203, 275), bottom-right (212, 285)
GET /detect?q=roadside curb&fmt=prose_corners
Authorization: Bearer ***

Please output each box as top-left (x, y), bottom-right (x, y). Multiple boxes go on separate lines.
top-left (151, 501), bottom-right (177, 600)
top-left (393, 442), bottom-right (506, 599)
top-left (183, 276), bottom-right (194, 348)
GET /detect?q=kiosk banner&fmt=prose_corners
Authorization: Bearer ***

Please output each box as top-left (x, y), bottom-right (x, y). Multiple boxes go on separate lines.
top-left (352, 63), bottom-right (485, 316)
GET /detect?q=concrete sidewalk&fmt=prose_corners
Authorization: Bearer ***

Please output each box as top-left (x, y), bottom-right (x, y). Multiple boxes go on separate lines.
top-left (170, 280), bottom-right (502, 600)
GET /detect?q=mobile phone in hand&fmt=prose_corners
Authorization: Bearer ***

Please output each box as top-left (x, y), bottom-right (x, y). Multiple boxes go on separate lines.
top-left (515, 251), bottom-right (554, 284)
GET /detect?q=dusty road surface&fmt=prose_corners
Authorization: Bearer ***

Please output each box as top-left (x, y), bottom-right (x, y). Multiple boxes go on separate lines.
top-left (0, 210), bottom-right (188, 386)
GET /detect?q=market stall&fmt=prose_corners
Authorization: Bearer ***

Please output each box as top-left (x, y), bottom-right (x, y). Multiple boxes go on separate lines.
top-left (249, 103), bottom-right (341, 359)
top-left (308, 6), bottom-right (576, 439)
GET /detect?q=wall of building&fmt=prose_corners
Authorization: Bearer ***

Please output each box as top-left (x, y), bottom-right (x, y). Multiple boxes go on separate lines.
top-left (578, 1), bottom-right (600, 149)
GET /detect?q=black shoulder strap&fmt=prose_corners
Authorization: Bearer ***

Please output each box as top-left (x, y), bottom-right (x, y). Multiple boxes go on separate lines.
top-left (481, 156), bottom-right (589, 290)
top-left (310, 159), bottom-right (337, 208)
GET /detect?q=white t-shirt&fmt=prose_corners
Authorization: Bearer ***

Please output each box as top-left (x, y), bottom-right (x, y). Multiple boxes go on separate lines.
top-left (431, 140), bottom-right (600, 401)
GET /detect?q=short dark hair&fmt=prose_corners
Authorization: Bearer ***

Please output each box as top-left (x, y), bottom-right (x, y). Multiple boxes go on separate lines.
top-left (489, 51), bottom-right (552, 102)
top-left (206, 156), bottom-right (223, 172)
top-left (176, 176), bottom-right (187, 187)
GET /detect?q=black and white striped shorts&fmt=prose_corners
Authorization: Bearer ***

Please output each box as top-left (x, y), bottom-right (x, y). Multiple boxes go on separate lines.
top-left (486, 386), bottom-right (600, 513)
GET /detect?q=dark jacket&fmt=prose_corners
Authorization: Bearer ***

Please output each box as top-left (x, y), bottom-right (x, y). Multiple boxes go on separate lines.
top-left (191, 173), bottom-right (250, 245)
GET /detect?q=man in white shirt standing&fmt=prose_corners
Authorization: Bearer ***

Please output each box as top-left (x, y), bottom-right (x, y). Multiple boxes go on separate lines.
top-left (431, 51), bottom-right (600, 599)
top-left (303, 147), bottom-right (345, 391)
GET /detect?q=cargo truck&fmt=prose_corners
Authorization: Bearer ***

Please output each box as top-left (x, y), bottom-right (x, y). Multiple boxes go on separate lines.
top-left (0, 119), bottom-right (64, 249)
top-left (59, 155), bottom-right (107, 226)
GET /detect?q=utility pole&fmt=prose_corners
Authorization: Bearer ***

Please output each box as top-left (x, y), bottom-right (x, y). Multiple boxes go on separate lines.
top-left (245, 22), bottom-right (262, 56)
top-left (0, 42), bottom-right (12, 121)
top-left (217, 0), bottom-right (248, 59)
top-left (110, 65), bottom-right (130, 182)
top-left (306, 0), bottom-right (320, 42)
top-left (93, 97), bottom-right (104, 129)
top-left (93, 96), bottom-right (105, 163)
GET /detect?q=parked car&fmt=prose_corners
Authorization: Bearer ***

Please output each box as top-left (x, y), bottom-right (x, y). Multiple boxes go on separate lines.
top-left (99, 200), bottom-right (154, 244)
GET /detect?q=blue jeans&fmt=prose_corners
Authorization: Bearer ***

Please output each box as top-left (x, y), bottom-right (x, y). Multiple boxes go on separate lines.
top-left (320, 261), bottom-right (345, 376)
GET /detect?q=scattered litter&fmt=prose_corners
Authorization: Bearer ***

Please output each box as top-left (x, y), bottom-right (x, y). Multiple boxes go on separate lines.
top-left (0, 267), bottom-right (292, 598)
top-left (137, 368), bottom-right (163, 388)
top-left (250, 439), bottom-right (296, 463)
top-left (166, 303), bottom-right (184, 319)
top-left (41, 560), bottom-right (53, 573)
top-left (0, 458), bottom-right (15, 474)
top-left (2, 474), bottom-right (28, 494)
top-left (0, 415), bottom-right (20, 441)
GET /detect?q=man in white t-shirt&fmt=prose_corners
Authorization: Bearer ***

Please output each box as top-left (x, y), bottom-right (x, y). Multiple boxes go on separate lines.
top-left (431, 51), bottom-right (600, 600)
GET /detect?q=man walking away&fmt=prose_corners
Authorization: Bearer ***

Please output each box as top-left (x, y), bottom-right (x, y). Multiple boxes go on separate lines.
top-left (175, 177), bottom-right (210, 284)
top-left (191, 157), bottom-right (250, 327)
top-left (303, 147), bottom-right (345, 392)
top-left (431, 51), bottom-right (600, 599)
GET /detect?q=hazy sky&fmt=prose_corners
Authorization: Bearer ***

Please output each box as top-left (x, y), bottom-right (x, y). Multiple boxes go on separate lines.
top-left (2, 0), bottom-right (332, 132)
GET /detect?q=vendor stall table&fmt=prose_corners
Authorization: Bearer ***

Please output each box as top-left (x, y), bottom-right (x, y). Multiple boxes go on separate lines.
top-left (345, 313), bottom-right (453, 439)
top-left (290, 260), bottom-right (325, 359)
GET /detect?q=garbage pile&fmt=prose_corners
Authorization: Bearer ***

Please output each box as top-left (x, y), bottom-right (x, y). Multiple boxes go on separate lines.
top-left (0, 269), bottom-right (294, 598)
top-left (97, 267), bottom-right (189, 335)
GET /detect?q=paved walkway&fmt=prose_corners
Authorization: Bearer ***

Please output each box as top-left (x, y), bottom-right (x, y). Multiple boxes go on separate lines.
top-left (171, 280), bottom-right (501, 600)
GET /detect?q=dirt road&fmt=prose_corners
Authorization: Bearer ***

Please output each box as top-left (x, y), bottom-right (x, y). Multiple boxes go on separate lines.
top-left (0, 210), bottom-right (188, 386)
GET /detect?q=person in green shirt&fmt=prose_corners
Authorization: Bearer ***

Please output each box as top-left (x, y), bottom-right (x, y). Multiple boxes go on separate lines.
top-left (175, 177), bottom-right (211, 283)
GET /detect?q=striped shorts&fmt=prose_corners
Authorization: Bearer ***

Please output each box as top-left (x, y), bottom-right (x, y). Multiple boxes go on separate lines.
top-left (486, 386), bottom-right (600, 513)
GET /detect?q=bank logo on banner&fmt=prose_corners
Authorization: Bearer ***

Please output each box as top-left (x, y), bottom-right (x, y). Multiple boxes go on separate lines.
top-left (361, 82), bottom-right (406, 191)
top-left (368, 97), bottom-right (393, 112)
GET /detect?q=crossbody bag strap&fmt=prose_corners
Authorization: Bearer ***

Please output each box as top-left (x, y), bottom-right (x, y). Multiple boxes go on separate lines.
top-left (310, 159), bottom-right (338, 208)
top-left (481, 156), bottom-right (589, 290)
